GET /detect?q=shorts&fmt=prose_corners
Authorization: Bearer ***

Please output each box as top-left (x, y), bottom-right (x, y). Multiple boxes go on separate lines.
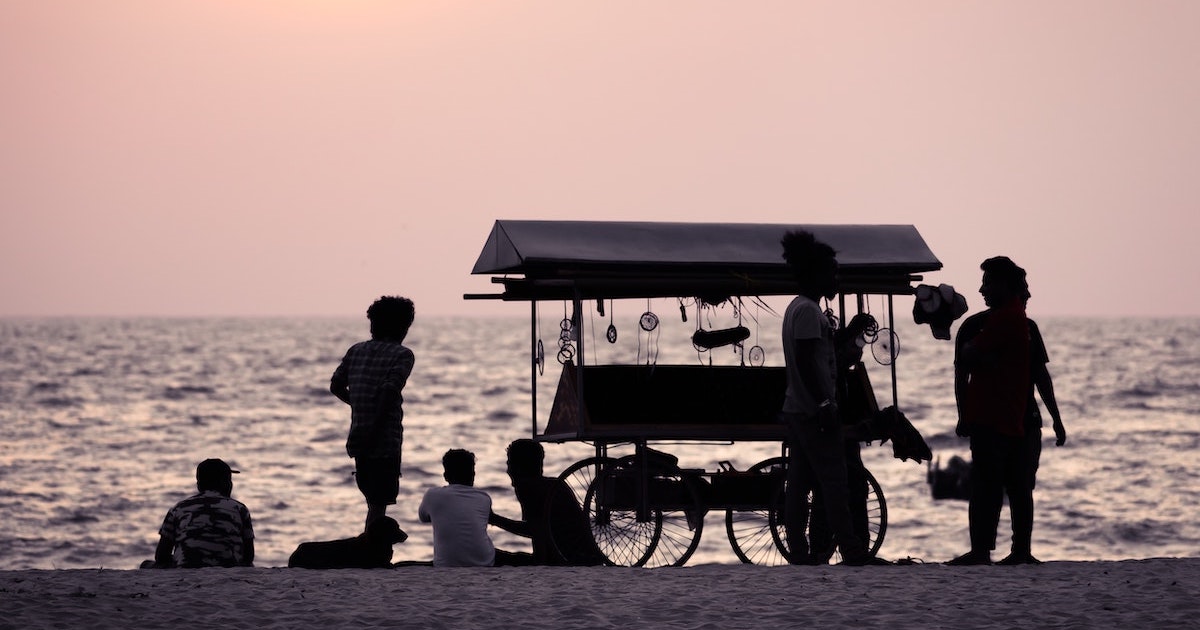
top-left (354, 455), bottom-right (401, 505)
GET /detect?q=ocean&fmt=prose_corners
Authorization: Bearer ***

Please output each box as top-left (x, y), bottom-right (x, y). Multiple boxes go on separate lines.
top-left (1, 312), bottom-right (1197, 569)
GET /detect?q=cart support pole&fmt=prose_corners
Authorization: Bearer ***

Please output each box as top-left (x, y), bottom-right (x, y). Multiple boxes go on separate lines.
top-left (888, 293), bottom-right (899, 409)
top-left (531, 300), bottom-right (538, 438)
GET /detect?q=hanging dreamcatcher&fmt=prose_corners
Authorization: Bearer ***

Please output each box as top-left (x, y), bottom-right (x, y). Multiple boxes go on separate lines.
top-left (637, 300), bottom-right (660, 365)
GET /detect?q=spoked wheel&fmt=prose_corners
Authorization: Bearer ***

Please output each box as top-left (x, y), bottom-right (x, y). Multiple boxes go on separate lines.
top-left (554, 456), bottom-right (617, 565)
top-left (724, 457), bottom-right (788, 565)
top-left (580, 455), bottom-right (705, 567)
top-left (726, 457), bottom-right (887, 564)
top-left (557, 456), bottom-right (616, 510)
top-left (774, 462), bottom-right (888, 564)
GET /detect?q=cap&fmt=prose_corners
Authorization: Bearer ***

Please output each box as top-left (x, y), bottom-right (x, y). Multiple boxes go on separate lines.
top-left (196, 458), bottom-right (240, 482)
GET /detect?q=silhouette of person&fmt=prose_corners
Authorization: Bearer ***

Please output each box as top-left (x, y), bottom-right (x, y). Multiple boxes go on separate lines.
top-left (418, 449), bottom-right (533, 567)
top-left (148, 458), bottom-right (254, 568)
top-left (488, 439), bottom-right (607, 566)
top-left (778, 230), bottom-right (875, 566)
top-left (331, 296), bottom-right (416, 531)
top-left (287, 515), bottom-right (409, 569)
top-left (949, 256), bottom-right (1066, 565)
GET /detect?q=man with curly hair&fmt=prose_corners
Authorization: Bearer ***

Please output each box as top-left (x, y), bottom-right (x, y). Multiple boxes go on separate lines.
top-left (332, 295), bottom-right (416, 530)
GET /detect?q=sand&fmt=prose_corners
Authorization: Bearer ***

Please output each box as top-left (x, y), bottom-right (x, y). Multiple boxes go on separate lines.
top-left (2, 558), bottom-right (1197, 629)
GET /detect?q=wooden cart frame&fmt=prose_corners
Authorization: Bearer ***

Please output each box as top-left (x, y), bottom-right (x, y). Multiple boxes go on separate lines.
top-left (467, 220), bottom-right (942, 566)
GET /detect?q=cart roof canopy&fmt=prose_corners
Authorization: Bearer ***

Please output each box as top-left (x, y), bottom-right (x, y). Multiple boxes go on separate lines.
top-left (468, 220), bottom-right (942, 301)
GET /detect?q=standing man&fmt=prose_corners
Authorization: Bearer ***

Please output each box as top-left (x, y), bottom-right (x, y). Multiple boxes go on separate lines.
top-left (151, 458), bottom-right (255, 568)
top-left (779, 230), bottom-right (874, 566)
top-left (950, 256), bottom-right (1066, 565)
top-left (418, 449), bottom-right (531, 567)
top-left (332, 295), bottom-right (416, 530)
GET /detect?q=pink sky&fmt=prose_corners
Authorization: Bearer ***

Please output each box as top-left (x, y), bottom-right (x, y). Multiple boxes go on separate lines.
top-left (3, 1), bottom-right (1198, 318)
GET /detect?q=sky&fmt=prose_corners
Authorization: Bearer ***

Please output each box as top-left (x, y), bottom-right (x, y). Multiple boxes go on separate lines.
top-left (3, 1), bottom-right (1199, 318)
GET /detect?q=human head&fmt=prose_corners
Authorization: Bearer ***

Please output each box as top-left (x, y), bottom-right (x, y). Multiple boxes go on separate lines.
top-left (442, 449), bottom-right (476, 486)
top-left (505, 439), bottom-right (545, 480)
top-left (781, 230), bottom-right (838, 301)
top-left (367, 296), bottom-right (415, 341)
top-left (196, 458), bottom-right (238, 495)
top-left (979, 256), bottom-right (1030, 308)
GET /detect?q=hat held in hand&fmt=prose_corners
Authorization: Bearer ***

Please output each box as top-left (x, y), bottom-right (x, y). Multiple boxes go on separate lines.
top-left (912, 283), bottom-right (968, 340)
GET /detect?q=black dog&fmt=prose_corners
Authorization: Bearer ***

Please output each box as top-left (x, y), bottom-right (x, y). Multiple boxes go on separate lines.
top-left (288, 516), bottom-right (408, 569)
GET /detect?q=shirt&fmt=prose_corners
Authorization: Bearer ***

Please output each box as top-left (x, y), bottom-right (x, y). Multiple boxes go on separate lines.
top-left (331, 339), bottom-right (415, 458)
top-left (956, 302), bottom-right (1031, 436)
top-left (418, 484), bottom-right (496, 567)
top-left (781, 295), bottom-right (836, 415)
top-left (158, 490), bottom-right (254, 568)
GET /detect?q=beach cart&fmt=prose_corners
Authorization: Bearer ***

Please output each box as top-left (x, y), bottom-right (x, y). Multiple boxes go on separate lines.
top-left (466, 220), bottom-right (942, 567)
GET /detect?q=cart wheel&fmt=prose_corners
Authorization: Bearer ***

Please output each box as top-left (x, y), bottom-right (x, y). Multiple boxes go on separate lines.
top-left (581, 456), bottom-right (705, 568)
top-left (547, 457), bottom-right (618, 566)
top-left (724, 457), bottom-right (788, 565)
top-left (557, 456), bottom-right (616, 509)
top-left (769, 461), bottom-right (888, 564)
top-left (725, 458), bottom-right (888, 564)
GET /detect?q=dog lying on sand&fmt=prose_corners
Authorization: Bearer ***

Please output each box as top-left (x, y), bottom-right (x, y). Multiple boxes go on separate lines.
top-left (288, 516), bottom-right (408, 569)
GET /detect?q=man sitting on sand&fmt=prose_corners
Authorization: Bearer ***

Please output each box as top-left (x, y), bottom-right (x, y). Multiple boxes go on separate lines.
top-left (418, 449), bottom-right (532, 567)
top-left (489, 439), bottom-right (606, 566)
top-left (288, 516), bottom-right (409, 569)
top-left (147, 458), bottom-right (254, 568)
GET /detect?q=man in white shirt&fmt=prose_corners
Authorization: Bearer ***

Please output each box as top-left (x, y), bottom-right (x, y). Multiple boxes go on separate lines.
top-left (418, 449), bottom-right (531, 567)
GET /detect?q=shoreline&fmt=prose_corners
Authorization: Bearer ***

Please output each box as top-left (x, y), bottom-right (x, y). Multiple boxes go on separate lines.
top-left (2, 558), bottom-right (1197, 629)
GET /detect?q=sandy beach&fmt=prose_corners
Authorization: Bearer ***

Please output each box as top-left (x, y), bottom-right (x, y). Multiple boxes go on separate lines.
top-left (2, 558), bottom-right (1196, 629)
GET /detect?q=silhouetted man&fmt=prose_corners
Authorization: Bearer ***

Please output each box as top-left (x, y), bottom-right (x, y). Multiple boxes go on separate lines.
top-left (331, 296), bottom-right (416, 530)
top-left (489, 439), bottom-right (607, 566)
top-left (779, 230), bottom-right (874, 566)
top-left (418, 449), bottom-right (532, 567)
top-left (950, 256), bottom-right (1065, 565)
top-left (150, 458), bottom-right (254, 568)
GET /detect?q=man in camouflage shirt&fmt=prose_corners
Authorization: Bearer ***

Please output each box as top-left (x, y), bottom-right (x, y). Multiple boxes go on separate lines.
top-left (152, 458), bottom-right (254, 568)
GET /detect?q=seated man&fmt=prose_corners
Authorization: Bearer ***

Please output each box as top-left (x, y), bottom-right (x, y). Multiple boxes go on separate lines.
top-left (148, 458), bottom-right (254, 568)
top-left (418, 449), bottom-right (531, 567)
top-left (287, 516), bottom-right (409, 569)
top-left (489, 439), bottom-right (607, 566)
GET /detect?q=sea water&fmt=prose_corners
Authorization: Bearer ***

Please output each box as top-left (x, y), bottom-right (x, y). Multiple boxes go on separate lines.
top-left (1, 312), bottom-right (1198, 569)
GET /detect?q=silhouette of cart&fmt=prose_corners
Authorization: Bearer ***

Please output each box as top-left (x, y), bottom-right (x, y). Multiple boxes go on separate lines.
top-left (466, 220), bottom-right (942, 567)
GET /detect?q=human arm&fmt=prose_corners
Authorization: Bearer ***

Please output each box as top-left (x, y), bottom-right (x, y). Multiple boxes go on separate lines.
top-left (489, 511), bottom-right (532, 537)
top-left (954, 362), bottom-right (970, 437)
top-left (330, 361), bottom-right (351, 405)
top-left (1032, 361), bottom-right (1066, 446)
top-left (153, 534), bottom-right (175, 568)
top-left (793, 337), bottom-right (838, 429)
top-left (241, 538), bottom-right (255, 567)
top-left (418, 491), bottom-right (432, 523)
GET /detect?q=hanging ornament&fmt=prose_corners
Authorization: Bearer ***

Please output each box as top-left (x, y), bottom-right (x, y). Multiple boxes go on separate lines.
top-left (871, 328), bottom-right (901, 366)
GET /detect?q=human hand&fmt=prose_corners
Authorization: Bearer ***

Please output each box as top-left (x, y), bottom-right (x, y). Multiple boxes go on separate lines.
top-left (955, 417), bottom-right (971, 438)
top-left (817, 402), bottom-right (839, 433)
top-left (1053, 420), bottom-right (1066, 446)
